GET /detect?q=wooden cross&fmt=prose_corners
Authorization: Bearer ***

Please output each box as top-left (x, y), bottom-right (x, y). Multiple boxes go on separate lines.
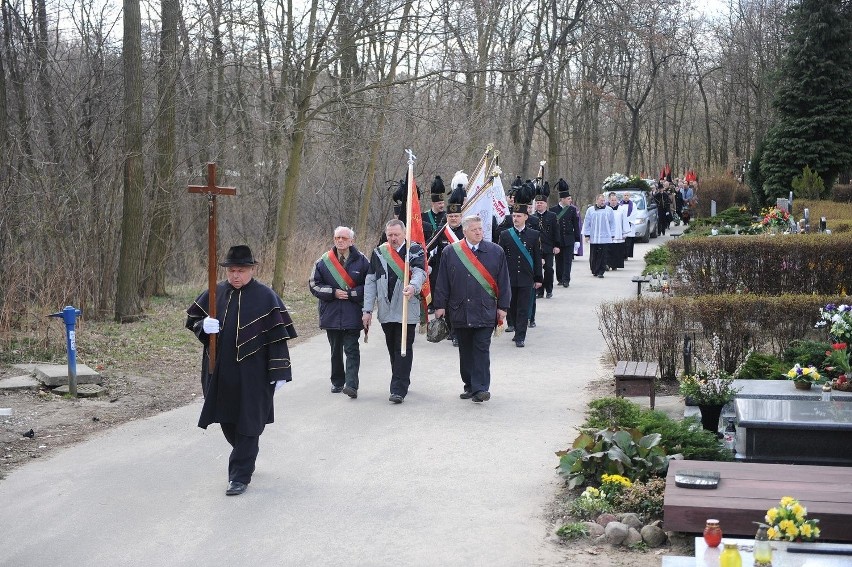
top-left (188, 162), bottom-right (236, 374)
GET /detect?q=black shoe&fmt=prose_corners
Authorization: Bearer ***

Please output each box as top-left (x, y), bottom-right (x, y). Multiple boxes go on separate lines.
top-left (459, 390), bottom-right (474, 399)
top-left (331, 386), bottom-right (344, 393)
top-left (515, 340), bottom-right (525, 347)
top-left (596, 273), bottom-right (604, 278)
top-left (562, 282), bottom-right (569, 287)
top-left (546, 292), bottom-right (553, 298)
top-left (389, 394), bottom-right (404, 404)
top-left (452, 337), bottom-right (459, 347)
top-left (536, 292), bottom-right (544, 298)
top-left (226, 481), bottom-right (248, 496)
top-left (506, 326), bottom-right (515, 333)
top-left (342, 386), bottom-right (357, 399)
top-left (528, 320), bottom-right (536, 328)
top-left (472, 391), bottom-right (491, 402)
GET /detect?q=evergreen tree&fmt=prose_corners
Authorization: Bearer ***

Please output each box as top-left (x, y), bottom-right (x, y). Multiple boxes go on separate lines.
top-left (760, 0), bottom-right (852, 201)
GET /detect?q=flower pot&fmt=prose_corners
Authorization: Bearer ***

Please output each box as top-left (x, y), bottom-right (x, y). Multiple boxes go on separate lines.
top-left (698, 404), bottom-right (724, 434)
top-left (793, 380), bottom-right (812, 390)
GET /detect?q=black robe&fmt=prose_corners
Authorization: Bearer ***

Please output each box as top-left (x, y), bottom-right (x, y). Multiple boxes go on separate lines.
top-left (186, 278), bottom-right (297, 436)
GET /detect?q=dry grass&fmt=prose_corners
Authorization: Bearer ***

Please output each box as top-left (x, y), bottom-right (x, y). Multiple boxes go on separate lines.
top-left (794, 199), bottom-right (852, 227)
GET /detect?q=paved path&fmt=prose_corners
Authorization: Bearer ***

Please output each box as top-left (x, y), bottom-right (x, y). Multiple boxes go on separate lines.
top-left (0, 236), bottom-right (671, 567)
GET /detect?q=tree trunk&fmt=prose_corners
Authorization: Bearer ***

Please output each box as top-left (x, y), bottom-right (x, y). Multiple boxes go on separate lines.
top-left (142, 0), bottom-right (179, 298)
top-left (115, 0), bottom-right (145, 322)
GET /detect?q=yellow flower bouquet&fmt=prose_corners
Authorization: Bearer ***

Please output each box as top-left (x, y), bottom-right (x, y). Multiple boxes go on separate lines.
top-left (764, 496), bottom-right (820, 542)
top-left (785, 363), bottom-right (821, 385)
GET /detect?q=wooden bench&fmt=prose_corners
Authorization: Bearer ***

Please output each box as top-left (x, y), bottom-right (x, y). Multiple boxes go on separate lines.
top-left (614, 360), bottom-right (658, 409)
top-left (663, 460), bottom-right (852, 542)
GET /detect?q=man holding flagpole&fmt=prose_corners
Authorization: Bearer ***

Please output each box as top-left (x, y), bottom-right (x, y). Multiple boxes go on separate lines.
top-left (362, 219), bottom-right (426, 404)
top-left (433, 215), bottom-right (510, 402)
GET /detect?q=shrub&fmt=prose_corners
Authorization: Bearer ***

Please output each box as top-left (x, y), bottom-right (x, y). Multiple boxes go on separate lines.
top-left (597, 295), bottom-right (848, 377)
top-left (644, 245), bottom-right (671, 267)
top-left (637, 411), bottom-right (733, 462)
top-left (782, 339), bottom-right (832, 367)
top-left (791, 166), bottom-right (826, 200)
top-left (556, 522), bottom-right (591, 540)
top-left (694, 177), bottom-right (751, 217)
top-left (832, 183), bottom-right (852, 203)
top-left (584, 397), bottom-right (642, 429)
top-left (736, 351), bottom-right (786, 380)
top-left (557, 428), bottom-right (671, 489)
top-left (619, 477), bottom-right (667, 521)
top-left (569, 487), bottom-right (613, 520)
top-left (667, 233), bottom-right (852, 296)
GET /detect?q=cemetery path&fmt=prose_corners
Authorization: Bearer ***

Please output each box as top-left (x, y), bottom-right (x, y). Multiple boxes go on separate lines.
top-left (0, 236), bottom-right (672, 567)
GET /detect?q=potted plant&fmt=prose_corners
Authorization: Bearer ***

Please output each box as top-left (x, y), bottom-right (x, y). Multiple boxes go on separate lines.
top-left (785, 363), bottom-right (822, 390)
top-left (760, 206), bottom-right (790, 234)
top-left (679, 370), bottom-right (739, 434)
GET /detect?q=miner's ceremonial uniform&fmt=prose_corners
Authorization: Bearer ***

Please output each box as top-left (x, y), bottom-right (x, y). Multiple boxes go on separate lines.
top-left (551, 179), bottom-right (581, 286)
top-left (498, 206), bottom-right (542, 347)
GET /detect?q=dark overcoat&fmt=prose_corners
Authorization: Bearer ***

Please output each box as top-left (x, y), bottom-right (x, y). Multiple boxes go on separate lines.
top-left (186, 279), bottom-right (297, 436)
top-left (432, 240), bottom-right (511, 328)
top-left (532, 209), bottom-right (559, 253)
top-left (550, 204), bottom-right (581, 249)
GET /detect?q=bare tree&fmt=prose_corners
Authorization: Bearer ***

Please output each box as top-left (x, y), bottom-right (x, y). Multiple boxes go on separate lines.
top-left (115, 0), bottom-right (145, 322)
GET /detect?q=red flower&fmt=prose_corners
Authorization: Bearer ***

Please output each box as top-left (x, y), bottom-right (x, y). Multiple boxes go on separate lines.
top-left (833, 342), bottom-right (847, 350)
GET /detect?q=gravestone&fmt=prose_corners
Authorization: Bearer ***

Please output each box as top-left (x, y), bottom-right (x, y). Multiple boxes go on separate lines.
top-left (710, 200), bottom-right (716, 217)
top-left (734, 398), bottom-right (852, 465)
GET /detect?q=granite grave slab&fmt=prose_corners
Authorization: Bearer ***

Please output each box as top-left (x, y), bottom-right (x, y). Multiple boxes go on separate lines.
top-left (735, 398), bottom-right (852, 465)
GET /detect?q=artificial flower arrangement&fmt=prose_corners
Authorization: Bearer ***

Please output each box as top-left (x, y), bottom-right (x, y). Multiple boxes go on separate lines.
top-left (785, 363), bottom-right (821, 384)
top-left (815, 303), bottom-right (852, 345)
top-left (679, 334), bottom-right (741, 405)
top-left (764, 496), bottom-right (820, 542)
top-left (760, 206), bottom-right (790, 229)
top-left (679, 371), bottom-right (738, 405)
top-left (601, 173), bottom-right (651, 192)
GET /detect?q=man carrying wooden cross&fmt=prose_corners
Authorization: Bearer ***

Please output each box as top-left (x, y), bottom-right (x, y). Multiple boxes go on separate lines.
top-left (186, 245), bottom-right (297, 496)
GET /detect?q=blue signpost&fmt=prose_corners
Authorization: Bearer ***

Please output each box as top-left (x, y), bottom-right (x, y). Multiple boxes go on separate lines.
top-left (49, 306), bottom-right (81, 397)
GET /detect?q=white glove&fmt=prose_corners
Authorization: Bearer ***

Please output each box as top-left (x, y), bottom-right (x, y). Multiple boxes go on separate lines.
top-left (274, 380), bottom-right (286, 393)
top-left (573, 242), bottom-right (580, 254)
top-left (202, 317), bottom-right (220, 334)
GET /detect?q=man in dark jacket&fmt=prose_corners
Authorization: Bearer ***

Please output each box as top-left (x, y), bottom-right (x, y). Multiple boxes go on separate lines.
top-left (550, 179), bottom-right (581, 287)
top-left (532, 191), bottom-right (559, 299)
top-left (433, 215), bottom-right (510, 402)
top-left (498, 203), bottom-right (543, 347)
top-left (309, 226), bottom-right (370, 398)
top-left (186, 245), bottom-right (297, 497)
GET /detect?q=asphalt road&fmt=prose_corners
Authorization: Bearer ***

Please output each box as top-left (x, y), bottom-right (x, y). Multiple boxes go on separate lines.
top-left (0, 235), bottom-right (669, 567)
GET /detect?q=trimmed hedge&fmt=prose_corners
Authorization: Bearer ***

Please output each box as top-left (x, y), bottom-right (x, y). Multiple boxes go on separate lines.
top-left (668, 233), bottom-right (852, 295)
top-left (596, 294), bottom-right (850, 378)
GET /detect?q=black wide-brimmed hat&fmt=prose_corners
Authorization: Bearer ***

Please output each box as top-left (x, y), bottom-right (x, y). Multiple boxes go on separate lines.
top-left (220, 245), bottom-right (259, 267)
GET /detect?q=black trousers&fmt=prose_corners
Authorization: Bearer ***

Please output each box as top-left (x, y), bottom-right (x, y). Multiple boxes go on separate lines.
top-left (625, 236), bottom-right (635, 258)
top-left (327, 329), bottom-right (361, 389)
top-left (589, 243), bottom-right (608, 276)
top-left (541, 252), bottom-right (555, 293)
top-left (455, 326), bottom-right (493, 394)
top-left (381, 322), bottom-right (416, 397)
top-left (658, 211), bottom-right (669, 235)
top-left (555, 250), bottom-right (574, 284)
top-left (529, 288), bottom-right (537, 323)
top-left (220, 423), bottom-right (260, 484)
top-left (508, 285), bottom-right (532, 341)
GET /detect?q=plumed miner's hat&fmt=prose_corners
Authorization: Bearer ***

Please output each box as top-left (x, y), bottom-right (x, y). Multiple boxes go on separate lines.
top-left (508, 175), bottom-right (523, 197)
top-left (446, 182), bottom-right (466, 214)
top-left (447, 170), bottom-right (468, 214)
top-left (515, 180), bottom-right (535, 206)
top-left (556, 178), bottom-right (570, 198)
top-left (430, 175), bottom-right (445, 203)
top-left (535, 180), bottom-right (550, 202)
top-left (510, 203), bottom-right (530, 215)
